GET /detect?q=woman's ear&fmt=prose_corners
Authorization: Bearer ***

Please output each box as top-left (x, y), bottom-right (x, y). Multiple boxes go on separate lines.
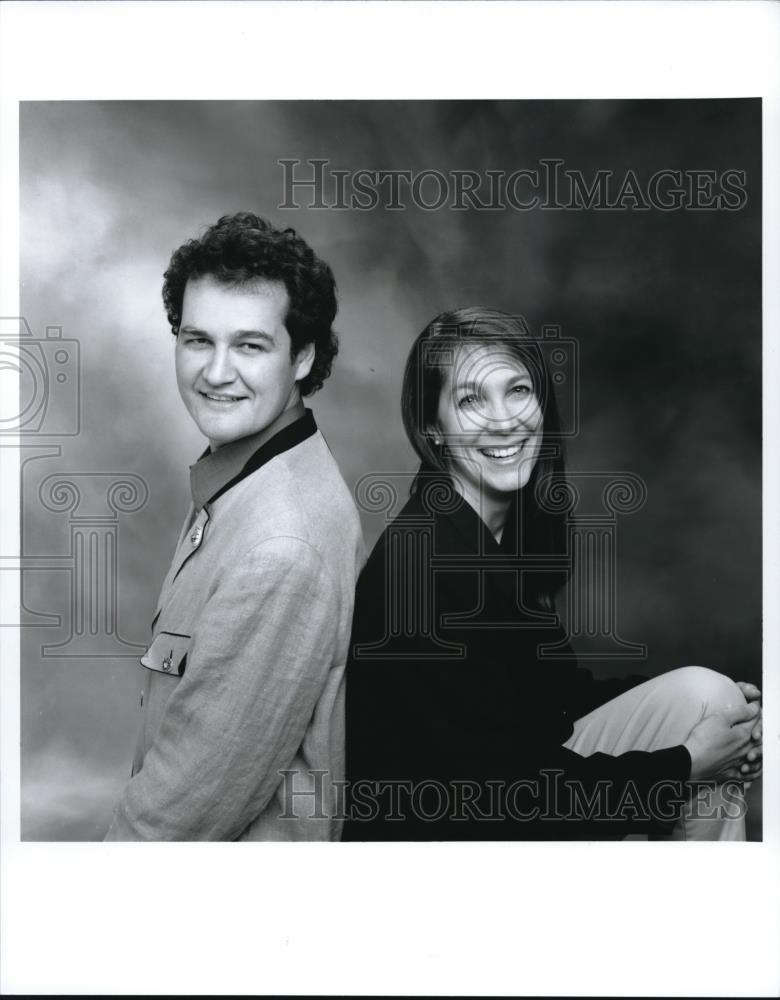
top-left (426, 425), bottom-right (443, 447)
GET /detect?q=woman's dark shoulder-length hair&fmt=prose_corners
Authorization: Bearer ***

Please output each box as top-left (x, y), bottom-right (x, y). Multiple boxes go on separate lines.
top-left (401, 305), bottom-right (571, 606)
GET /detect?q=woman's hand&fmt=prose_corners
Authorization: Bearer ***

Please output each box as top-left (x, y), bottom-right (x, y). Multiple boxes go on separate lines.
top-left (735, 681), bottom-right (762, 735)
top-left (683, 700), bottom-right (761, 783)
top-left (736, 680), bottom-right (761, 702)
top-left (735, 681), bottom-right (762, 785)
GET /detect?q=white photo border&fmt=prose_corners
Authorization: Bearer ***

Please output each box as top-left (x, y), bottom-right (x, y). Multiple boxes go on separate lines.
top-left (1, 1), bottom-right (778, 996)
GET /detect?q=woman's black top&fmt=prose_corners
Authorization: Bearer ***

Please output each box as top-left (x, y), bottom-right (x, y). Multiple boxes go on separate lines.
top-left (343, 486), bottom-right (691, 840)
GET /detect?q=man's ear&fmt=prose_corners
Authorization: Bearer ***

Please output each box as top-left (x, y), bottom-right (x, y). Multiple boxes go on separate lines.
top-left (294, 342), bottom-right (316, 383)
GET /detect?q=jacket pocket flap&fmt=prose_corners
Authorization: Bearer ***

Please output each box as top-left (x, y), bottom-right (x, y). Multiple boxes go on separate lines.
top-left (141, 631), bottom-right (191, 677)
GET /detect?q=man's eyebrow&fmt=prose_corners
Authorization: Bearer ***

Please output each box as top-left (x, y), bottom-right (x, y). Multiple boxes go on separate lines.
top-left (234, 329), bottom-right (276, 343)
top-left (179, 325), bottom-right (276, 344)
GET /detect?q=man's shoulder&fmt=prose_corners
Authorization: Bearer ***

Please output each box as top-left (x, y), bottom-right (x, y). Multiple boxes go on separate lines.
top-left (265, 430), bottom-right (357, 514)
top-left (214, 430), bottom-right (362, 551)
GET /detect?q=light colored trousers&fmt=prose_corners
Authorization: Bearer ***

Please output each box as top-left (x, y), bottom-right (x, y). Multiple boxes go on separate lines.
top-left (563, 666), bottom-right (749, 841)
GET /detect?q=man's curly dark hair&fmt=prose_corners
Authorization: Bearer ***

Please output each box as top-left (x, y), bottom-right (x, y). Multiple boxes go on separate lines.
top-left (162, 212), bottom-right (338, 396)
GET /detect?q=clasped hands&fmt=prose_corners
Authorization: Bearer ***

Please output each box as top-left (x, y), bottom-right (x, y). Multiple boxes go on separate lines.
top-left (735, 681), bottom-right (763, 787)
top-left (683, 680), bottom-right (763, 785)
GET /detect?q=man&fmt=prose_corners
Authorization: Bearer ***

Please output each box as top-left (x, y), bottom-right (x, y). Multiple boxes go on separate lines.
top-left (105, 213), bottom-right (364, 840)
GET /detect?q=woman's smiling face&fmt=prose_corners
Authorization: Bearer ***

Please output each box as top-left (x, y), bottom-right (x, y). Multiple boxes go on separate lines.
top-left (433, 341), bottom-right (544, 513)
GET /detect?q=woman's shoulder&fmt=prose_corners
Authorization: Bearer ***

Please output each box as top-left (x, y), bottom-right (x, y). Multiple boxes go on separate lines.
top-left (359, 493), bottom-right (427, 571)
top-left (355, 490), bottom-right (485, 630)
top-left (360, 486), bottom-right (468, 570)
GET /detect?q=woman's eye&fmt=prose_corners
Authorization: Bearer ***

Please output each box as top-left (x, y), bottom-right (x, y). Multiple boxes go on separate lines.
top-left (458, 394), bottom-right (479, 408)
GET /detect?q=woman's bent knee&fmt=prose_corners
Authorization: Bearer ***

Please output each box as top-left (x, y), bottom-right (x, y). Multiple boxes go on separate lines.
top-left (664, 665), bottom-right (744, 713)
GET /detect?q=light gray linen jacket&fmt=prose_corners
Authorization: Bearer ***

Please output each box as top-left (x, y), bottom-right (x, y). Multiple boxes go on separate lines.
top-left (105, 417), bottom-right (364, 840)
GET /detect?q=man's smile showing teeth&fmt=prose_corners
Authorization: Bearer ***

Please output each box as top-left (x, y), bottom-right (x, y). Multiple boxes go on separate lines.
top-left (200, 392), bottom-right (244, 403)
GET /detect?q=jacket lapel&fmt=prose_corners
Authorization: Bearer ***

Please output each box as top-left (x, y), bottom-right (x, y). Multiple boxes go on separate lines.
top-left (150, 504), bottom-right (211, 631)
top-left (169, 505), bottom-right (211, 584)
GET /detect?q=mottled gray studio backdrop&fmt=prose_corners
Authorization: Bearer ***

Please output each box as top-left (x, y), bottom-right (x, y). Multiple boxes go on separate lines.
top-left (17, 100), bottom-right (761, 840)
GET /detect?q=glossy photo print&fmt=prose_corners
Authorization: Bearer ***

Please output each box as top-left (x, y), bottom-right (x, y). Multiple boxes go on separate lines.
top-left (16, 98), bottom-right (762, 842)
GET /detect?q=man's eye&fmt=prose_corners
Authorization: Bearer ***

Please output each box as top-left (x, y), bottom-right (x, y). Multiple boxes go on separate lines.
top-left (238, 342), bottom-right (265, 353)
top-left (185, 337), bottom-right (210, 347)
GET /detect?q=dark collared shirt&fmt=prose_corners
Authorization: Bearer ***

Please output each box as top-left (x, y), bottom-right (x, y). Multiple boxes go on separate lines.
top-left (190, 400), bottom-right (308, 512)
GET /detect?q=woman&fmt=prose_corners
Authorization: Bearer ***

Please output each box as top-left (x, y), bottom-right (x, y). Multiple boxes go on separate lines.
top-left (343, 307), bottom-right (762, 841)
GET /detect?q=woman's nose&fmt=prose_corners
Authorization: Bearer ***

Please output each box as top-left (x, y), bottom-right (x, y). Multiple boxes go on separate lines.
top-left (203, 346), bottom-right (236, 386)
top-left (484, 395), bottom-right (536, 429)
top-left (483, 396), bottom-right (515, 427)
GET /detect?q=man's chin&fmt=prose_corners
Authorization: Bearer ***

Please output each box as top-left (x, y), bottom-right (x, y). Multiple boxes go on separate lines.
top-left (205, 425), bottom-right (244, 446)
top-left (192, 416), bottom-right (246, 450)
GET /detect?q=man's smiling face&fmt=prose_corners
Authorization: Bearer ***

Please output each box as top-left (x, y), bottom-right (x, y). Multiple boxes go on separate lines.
top-left (175, 275), bottom-right (314, 450)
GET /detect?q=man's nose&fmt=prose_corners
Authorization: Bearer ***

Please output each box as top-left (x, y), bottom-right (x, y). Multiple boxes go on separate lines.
top-left (203, 346), bottom-right (236, 386)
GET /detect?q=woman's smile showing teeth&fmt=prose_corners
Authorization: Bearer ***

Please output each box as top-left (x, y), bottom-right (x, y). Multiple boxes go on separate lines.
top-left (478, 442), bottom-right (524, 460)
